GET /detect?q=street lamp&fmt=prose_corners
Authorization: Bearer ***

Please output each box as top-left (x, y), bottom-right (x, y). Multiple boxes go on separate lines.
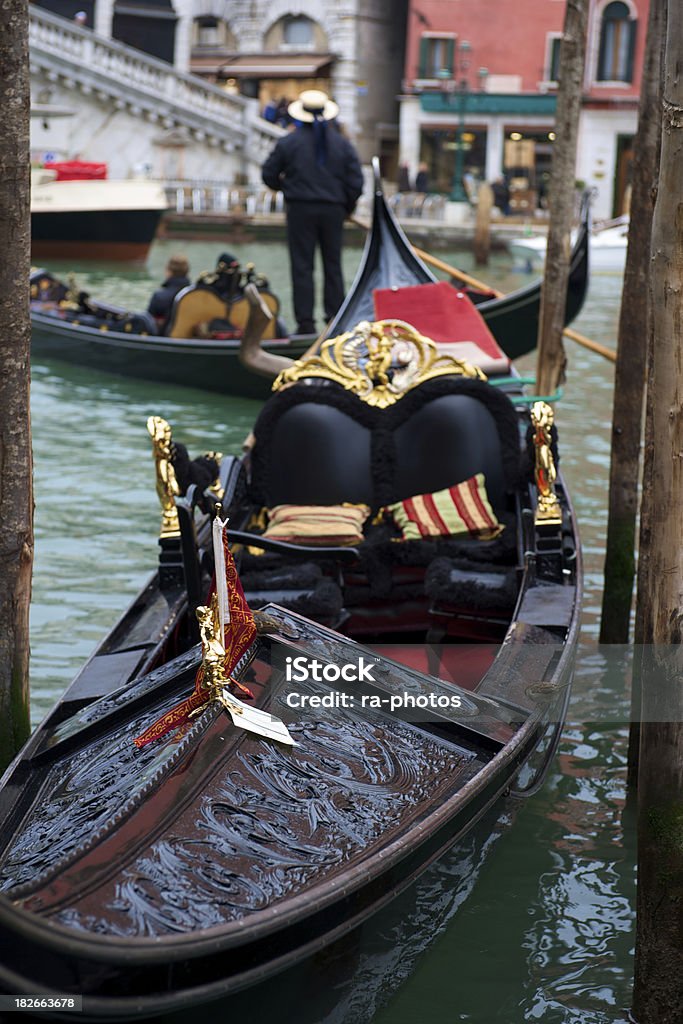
top-left (438, 40), bottom-right (472, 203)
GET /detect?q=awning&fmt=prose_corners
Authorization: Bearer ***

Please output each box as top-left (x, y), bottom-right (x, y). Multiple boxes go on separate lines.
top-left (215, 53), bottom-right (334, 78)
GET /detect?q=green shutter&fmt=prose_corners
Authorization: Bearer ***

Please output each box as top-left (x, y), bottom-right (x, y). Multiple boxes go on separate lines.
top-left (445, 38), bottom-right (454, 75)
top-left (550, 37), bottom-right (562, 82)
top-left (419, 36), bottom-right (429, 78)
top-left (625, 20), bottom-right (637, 82)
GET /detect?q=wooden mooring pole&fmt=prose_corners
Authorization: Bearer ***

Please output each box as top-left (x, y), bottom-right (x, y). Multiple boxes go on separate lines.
top-left (535, 0), bottom-right (589, 397)
top-left (0, 2), bottom-right (32, 769)
top-left (473, 181), bottom-right (493, 266)
top-left (632, 1), bottom-right (683, 1019)
top-left (600, 0), bottom-right (664, 651)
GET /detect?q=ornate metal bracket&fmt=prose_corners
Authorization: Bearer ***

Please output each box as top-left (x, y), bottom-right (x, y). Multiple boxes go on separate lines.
top-left (147, 415), bottom-right (181, 538)
top-left (273, 319), bottom-right (486, 408)
top-left (530, 401), bottom-right (562, 527)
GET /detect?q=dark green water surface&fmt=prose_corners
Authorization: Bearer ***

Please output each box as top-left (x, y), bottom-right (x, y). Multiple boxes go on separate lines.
top-left (29, 237), bottom-right (633, 1022)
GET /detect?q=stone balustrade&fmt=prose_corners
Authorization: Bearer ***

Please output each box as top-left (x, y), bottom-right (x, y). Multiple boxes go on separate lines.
top-left (29, 7), bottom-right (283, 167)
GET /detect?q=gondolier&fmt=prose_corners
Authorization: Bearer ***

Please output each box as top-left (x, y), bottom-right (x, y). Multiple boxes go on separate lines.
top-left (261, 89), bottom-right (364, 337)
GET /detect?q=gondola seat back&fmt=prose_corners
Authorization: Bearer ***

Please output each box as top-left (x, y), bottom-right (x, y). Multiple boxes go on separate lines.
top-left (167, 286), bottom-right (230, 339)
top-left (249, 376), bottom-right (520, 515)
top-left (167, 285), bottom-right (280, 340)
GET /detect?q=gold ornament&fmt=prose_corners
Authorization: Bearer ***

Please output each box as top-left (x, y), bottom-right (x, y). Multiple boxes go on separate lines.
top-left (273, 319), bottom-right (486, 408)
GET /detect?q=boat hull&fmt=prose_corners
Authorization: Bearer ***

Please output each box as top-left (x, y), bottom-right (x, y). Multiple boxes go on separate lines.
top-left (31, 209), bottom-right (164, 263)
top-left (30, 178), bottom-right (169, 263)
top-left (31, 314), bottom-right (313, 399)
top-left (0, 595), bottom-right (578, 1019)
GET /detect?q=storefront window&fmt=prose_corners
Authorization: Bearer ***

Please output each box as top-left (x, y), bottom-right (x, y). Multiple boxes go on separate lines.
top-left (503, 128), bottom-right (555, 211)
top-left (420, 128), bottom-right (487, 196)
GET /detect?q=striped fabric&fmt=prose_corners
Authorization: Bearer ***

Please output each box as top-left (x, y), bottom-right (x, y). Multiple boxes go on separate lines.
top-left (263, 503), bottom-right (371, 546)
top-left (384, 474), bottom-right (503, 541)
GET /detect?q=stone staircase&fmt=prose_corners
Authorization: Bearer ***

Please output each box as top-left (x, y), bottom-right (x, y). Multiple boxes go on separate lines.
top-left (29, 7), bottom-right (284, 182)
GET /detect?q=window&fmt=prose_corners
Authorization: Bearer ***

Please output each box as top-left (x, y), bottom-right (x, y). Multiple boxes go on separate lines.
top-left (283, 15), bottom-right (314, 46)
top-left (597, 2), bottom-right (636, 82)
top-left (548, 36), bottom-right (562, 82)
top-left (418, 35), bottom-right (455, 79)
top-left (194, 16), bottom-right (225, 47)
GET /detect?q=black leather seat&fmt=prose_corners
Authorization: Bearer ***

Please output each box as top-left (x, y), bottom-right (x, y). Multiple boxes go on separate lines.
top-left (250, 376), bottom-right (519, 513)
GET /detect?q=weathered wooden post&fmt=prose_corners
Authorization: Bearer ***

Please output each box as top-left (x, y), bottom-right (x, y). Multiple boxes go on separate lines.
top-left (0, 0), bottom-right (32, 769)
top-left (473, 181), bottom-right (493, 266)
top-left (535, 0), bottom-right (589, 396)
top-left (600, 0), bottom-right (664, 646)
top-left (632, 1), bottom-right (683, 1018)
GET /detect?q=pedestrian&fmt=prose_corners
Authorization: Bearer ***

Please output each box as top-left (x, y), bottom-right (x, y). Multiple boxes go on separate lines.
top-left (397, 162), bottom-right (412, 192)
top-left (73, 10), bottom-right (87, 26)
top-left (261, 89), bottom-right (364, 336)
top-left (414, 162), bottom-right (430, 194)
top-left (147, 254), bottom-right (191, 329)
top-left (491, 177), bottom-right (511, 216)
top-left (261, 98), bottom-right (278, 124)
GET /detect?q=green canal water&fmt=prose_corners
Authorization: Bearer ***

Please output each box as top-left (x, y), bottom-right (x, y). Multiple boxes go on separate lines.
top-left (30, 238), bottom-right (633, 1023)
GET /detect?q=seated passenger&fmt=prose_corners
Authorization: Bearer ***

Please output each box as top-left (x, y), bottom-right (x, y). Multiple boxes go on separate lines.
top-left (148, 255), bottom-right (191, 328)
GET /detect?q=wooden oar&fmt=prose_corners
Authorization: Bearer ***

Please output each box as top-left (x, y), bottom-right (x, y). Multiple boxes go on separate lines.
top-left (350, 216), bottom-right (616, 364)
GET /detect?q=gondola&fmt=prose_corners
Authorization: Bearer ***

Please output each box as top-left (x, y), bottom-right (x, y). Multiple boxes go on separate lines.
top-left (0, 173), bottom-right (582, 1020)
top-left (29, 183), bottom-right (590, 398)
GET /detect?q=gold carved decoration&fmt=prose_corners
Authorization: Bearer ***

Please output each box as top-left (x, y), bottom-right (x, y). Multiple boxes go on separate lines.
top-left (196, 596), bottom-right (231, 702)
top-left (272, 319), bottom-right (486, 408)
top-left (147, 415), bottom-right (181, 538)
top-left (530, 401), bottom-right (562, 527)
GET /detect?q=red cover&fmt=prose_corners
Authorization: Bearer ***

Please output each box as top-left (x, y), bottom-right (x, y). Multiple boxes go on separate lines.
top-left (44, 161), bottom-right (108, 181)
top-left (373, 280), bottom-right (504, 360)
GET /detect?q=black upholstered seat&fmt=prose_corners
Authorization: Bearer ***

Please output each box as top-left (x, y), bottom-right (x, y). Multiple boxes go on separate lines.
top-left (250, 377), bottom-right (519, 513)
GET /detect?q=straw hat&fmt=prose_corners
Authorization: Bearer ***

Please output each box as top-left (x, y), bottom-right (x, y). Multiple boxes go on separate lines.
top-left (288, 89), bottom-right (339, 123)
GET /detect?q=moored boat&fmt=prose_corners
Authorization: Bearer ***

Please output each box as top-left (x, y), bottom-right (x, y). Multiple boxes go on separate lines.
top-left (31, 167), bottom-right (169, 263)
top-left (0, 172), bottom-right (582, 1019)
top-left (30, 174), bottom-right (590, 397)
top-left (508, 213), bottom-right (625, 274)
top-left (0, 377), bottom-right (580, 1017)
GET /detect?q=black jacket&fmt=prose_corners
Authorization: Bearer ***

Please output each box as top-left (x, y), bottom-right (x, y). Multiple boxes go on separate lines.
top-left (147, 275), bottom-right (191, 321)
top-left (262, 124), bottom-right (363, 212)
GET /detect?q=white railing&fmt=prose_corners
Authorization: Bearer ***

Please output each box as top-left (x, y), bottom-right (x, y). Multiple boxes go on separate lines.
top-left (29, 7), bottom-right (284, 158)
top-left (166, 183), bottom-right (286, 215)
top-left (388, 192), bottom-right (448, 221)
top-left (164, 183), bottom-right (443, 223)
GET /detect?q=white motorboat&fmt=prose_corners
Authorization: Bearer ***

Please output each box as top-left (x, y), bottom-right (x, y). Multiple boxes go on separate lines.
top-left (508, 215), bottom-right (629, 273)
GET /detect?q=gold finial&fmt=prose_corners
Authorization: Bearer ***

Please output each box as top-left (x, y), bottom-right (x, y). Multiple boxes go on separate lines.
top-left (147, 415), bottom-right (181, 538)
top-left (530, 401), bottom-right (562, 527)
top-left (272, 319), bottom-right (485, 408)
top-left (196, 595), bottom-right (228, 694)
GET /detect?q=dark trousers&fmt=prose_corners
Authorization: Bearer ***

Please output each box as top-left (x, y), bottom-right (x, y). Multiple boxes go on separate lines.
top-left (286, 201), bottom-right (346, 330)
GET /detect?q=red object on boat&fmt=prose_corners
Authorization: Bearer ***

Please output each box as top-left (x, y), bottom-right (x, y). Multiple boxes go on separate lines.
top-left (373, 280), bottom-right (505, 360)
top-left (43, 161), bottom-right (108, 181)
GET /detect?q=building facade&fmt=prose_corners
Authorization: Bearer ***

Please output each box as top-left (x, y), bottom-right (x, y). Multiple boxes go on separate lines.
top-left (401, 0), bottom-right (648, 219)
top-left (32, 0), bottom-right (409, 171)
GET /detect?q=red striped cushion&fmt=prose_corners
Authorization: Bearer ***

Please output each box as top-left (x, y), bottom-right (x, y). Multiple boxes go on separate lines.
top-left (384, 474), bottom-right (502, 541)
top-left (263, 503), bottom-right (370, 546)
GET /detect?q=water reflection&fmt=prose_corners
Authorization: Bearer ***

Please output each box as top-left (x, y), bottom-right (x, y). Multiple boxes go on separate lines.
top-left (29, 239), bottom-right (632, 1022)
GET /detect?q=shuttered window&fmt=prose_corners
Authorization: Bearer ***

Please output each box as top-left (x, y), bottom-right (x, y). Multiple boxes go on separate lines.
top-left (597, 2), bottom-right (637, 82)
top-left (418, 35), bottom-right (455, 78)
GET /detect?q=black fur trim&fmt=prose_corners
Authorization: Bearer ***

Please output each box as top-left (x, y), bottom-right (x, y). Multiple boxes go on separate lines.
top-left (247, 577), bottom-right (343, 621)
top-left (240, 563), bottom-right (322, 590)
top-left (171, 443), bottom-right (220, 494)
top-left (425, 557), bottom-right (519, 612)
